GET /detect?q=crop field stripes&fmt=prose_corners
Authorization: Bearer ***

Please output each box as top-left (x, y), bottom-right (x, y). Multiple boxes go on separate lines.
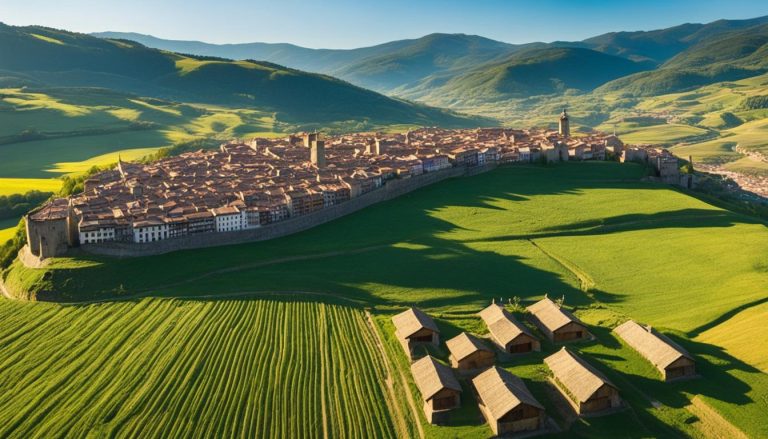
top-left (0, 298), bottom-right (399, 438)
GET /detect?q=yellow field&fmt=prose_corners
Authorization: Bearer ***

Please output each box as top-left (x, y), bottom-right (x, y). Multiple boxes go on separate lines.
top-left (697, 301), bottom-right (768, 374)
top-left (0, 226), bottom-right (16, 244)
top-left (45, 147), bottom-right (160, 175)
top-left (0, 178), bottom-right (62, 195)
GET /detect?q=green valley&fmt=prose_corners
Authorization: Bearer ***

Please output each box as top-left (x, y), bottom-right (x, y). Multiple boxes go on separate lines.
top-left (2, 7), bottom-right (768, 439)
top-left (3, 163), bottom-right (767, 437)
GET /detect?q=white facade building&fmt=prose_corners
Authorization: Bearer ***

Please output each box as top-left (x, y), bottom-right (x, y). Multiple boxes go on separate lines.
top-left (212, 207), bottom-right (244, 232)
top-left (133, 220), bottom-right (169, 243)
top-left (79, 227), bottom-right (116, 244)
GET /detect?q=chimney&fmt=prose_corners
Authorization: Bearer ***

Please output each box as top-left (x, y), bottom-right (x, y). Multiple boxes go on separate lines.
top-left (646, 325), bottom-right (653, 333)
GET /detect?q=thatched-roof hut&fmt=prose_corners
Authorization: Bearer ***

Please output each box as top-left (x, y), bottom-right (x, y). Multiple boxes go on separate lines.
top-left (411, 355), bottom-right (462, 424)
top-left (472, 366), bottom-right (546, 435)
top-left (480, 303), bottom-right (540, 354)
top-left (527, 298), bottom-right (591, 343)
top-left (445, 332), bottom-right (495, 371)
top-left (544, 348), bottom-right (621, 415)
top-left (392, 307), bottom-right (440, 359)
top-left (614, 320), bottom-right (695, 381)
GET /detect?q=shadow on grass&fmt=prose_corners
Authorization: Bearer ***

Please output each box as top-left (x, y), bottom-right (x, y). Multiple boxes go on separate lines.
top-left (465, 208), bottom-right (754, 243)
top-left (31, 162), bottom-right (758, 313)
top-left (687, 296), bottom-right (768, 338)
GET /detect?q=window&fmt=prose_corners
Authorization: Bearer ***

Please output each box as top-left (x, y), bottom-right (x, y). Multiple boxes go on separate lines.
top-left (412, 334), bottom-right (433, 343)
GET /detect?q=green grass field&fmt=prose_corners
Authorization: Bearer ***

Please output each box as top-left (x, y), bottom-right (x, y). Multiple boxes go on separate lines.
top-left (0, 88), bottom-right (280, 179)
top-left (3, 162), bottom-right (767, 437)
top-left (0, 218), bottom-right (18, 244)
top-left (0, 296), bottom-right (404, 438)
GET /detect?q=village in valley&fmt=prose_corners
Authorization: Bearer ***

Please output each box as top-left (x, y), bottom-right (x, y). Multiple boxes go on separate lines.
top-left (3, 4), bottom-right (768, 438)
top-left (24, 111), bottom-right (691, 263)
top-left (14, 111), bottom-right (707, 437)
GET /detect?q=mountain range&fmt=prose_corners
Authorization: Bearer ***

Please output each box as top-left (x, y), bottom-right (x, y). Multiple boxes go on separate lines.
top-left (0, 23), bottom-right (482, 127)
top-left (94, 15), bottom-right (768, 105)
top-left (2, 15), bottom-right (768, 132)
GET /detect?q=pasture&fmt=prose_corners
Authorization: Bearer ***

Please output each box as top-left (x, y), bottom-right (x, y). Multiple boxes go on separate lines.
top-left (3, 162), bottom-right (768, 437)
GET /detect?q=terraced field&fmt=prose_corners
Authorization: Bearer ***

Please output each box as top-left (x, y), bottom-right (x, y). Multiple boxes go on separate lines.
top-left (0, 297), bottom-right (403, 438)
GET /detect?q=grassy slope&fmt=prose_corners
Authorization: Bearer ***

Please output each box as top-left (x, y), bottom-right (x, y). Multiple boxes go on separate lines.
top-left (698, 301), bottom-right (768, 374)
top-left (0, 87), bottom-right (279, 178)
top-left (0, 296), bottom-right (404, 438)
top-left (4, 162), bottom-right (767, 437)
top-left (0, 23), bottom-right (484, 127)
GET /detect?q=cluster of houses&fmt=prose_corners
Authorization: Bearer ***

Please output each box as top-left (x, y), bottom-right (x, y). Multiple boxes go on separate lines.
top-left (25, 120), bottom-right (633, 260)
top-left (392, 297), bottom-right (696, 436)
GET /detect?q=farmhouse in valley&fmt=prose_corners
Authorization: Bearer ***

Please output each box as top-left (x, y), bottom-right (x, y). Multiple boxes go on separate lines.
top-left (527, 297), bottom-right (591, 343)
top-left (613, 320), bottom-right (696, 381)
top-left (545, 348), bottom-right (621, 415)
top-left (445, 332), bottom-right (495, 371)
top-left (472, 366), bottom-right (546, 435)
top-left (392, 307), bottom-right (440, 359)
top-left (479, 303), bottom-right (540, 353)
top-left (410, 355), bottom-right (462, 424)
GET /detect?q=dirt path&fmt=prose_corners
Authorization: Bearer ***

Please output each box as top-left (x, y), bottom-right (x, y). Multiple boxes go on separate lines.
top-left (365, 310), bottom-right (423, 439)
top-left (0, 281), bottom-right (11, 300)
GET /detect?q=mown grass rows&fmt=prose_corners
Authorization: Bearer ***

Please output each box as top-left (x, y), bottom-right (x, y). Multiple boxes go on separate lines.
top-left (0, 297), bottom-right (398, 438)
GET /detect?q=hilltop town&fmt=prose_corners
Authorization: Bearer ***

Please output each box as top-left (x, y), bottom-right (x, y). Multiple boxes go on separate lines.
top-left (24, 112), bottom-right (688, 261)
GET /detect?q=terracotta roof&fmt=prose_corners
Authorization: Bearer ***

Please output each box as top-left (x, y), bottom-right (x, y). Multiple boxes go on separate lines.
top-left (445, 332), bottom-right (492, 362)
top-left (472, 366), bottom-right (543, 421)
top-left (544, 348), bottom-right (615, 403)
top-left (613, 320), bottom-right (693, 370)
top-left (527, 297), bottom-right (584, 332)
top-left (392, 307), bottom-right (439, 339)
top-left (411, 356), bottom-right (461, 402)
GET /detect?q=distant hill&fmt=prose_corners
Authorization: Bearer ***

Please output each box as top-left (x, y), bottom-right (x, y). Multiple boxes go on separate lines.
top-left (398, 47), bottom-right (653, 105)
top-left (0, 24), bottom-right (484, 126)
top-left (598, 23), bottom-right (768, 96)
top-left (91, 31), bottom-right (417, 74)
top-left (327, 33), bottom-right (538, 92)
top-left (579, 15), bottom-right (768, 64)
top-left (93, 31), bottom-right (533, 93)
top-left (94, 15), bottom-right (768, 100)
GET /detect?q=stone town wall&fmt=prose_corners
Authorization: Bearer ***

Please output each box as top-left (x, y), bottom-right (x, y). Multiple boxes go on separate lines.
top-left (80, 164), bottom-right (495, 258)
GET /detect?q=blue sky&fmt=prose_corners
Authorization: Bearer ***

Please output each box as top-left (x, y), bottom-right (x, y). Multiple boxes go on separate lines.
top-left (2, 0), bottom-right (767, 48)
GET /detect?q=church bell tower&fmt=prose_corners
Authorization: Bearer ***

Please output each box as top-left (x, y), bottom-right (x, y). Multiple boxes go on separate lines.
top-left (559, 109), bottom-right (570, 138)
